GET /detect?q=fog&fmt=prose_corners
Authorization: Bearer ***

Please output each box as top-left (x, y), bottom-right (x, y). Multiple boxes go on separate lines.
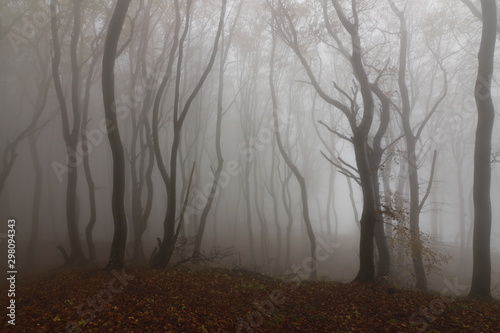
top-left (1, 0), bottom-right (499, 300)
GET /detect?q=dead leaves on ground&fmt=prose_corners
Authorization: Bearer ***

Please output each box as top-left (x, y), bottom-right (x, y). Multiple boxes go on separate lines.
top-left (1, 267), bottom-right (499, 332)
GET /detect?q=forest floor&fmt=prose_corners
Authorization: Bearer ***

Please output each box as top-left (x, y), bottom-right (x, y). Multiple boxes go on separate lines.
top-left (1, 266), bottom-right (499, 333)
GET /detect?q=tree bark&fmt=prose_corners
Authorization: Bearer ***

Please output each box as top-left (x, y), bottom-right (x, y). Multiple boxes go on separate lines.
top-left (50, 0), bottom-right (86, 266)
top-left (469, 0), bottom-right (496, 299)
top-left (102, 0), bottom-right (133, 270)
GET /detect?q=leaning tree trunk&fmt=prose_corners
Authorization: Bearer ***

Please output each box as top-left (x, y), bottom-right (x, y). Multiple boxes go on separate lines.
top-left (469, 0), bottom-right (496, 299)
top-left (102, 0), bottom-right (132, 270)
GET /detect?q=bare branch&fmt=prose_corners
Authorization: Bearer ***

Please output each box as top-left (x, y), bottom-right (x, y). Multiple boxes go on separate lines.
top-left (418, 150), bottom-right (438, 212)
top-left (318, 120), bottom-right (353, 143)
top-left (320, 150), bottom-right (361, 186)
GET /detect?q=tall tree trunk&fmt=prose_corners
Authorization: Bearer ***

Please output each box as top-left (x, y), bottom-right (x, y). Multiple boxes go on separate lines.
top-left (194, 1), bottom-right (241, 259)
top-left (389, 1), bottom-right (426, 291)
top-left (26, 133), bottom-right (42, 269)
top-left (352, 135), bottom-right (377, 283)
top-left (469, 0), bottom-right (496, 299)
top-left (370, 81), bottom-right (392, 279)
top-left (268, 143), bottom-right (282, 272)
top-left (102, 0), bottom-right (133, 270)
top-left (81, 34), bottom-right (103, 262)
top-left (50, 0), bottom-right (86, 265)
top-left (270, 26), bottom-right (317, 280)
top-left (254, 162), bottom-right (270, 264)
top-left (394, 161), bottom-right (407, 267)
top-left (153, 0), bottom-right (226, 268)
top-left (242, 163), bottom-right (256, 265)
top-left (281, 167), bottom-right (294, 270)
top-left (381, 139), bottom-right (393, 240)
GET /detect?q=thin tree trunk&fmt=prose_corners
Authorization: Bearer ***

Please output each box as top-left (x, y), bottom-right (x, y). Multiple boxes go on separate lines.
top-left (270, 26), bottom-right (316, 280)
top-left (154, 0), bottom-right (226, 267)
top-left (193, 1), bottom-right (241, 256)
top-left (281, 167), bottom-right (294, 270)
top-left (50, 0), bottom-right (86, 265)
top-left (193, 43), bottom-right (225, 258)
top-left (26, 133), bottom-right (42, 269)
top-left (81, 34), bottom-right (103, 262)
top-left (389, 1), bottom-right (426, 290)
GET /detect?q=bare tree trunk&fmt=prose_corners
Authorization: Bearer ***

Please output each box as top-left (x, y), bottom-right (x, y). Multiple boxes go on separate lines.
top-left (430, 166), bottom-right (439, 241)
top-left (242, 163), bottom-right (256, 265)
top-left (456, 159), bottom-right (466, 263)
top-left (270, 26), bottom-right (317, 280)
top-left (389, 1), bottom-right (432, 291)
top-left (269, 148), bottom-right (282, 272)
top-left (370, 79), bottom-right (392, 279)
top-left (325, 165), bottom-right (338, 241)
top-left (395, 161), bottom-right (407, 267)
top-left (273, 0), bottom-right (379, 281)
top-left (194, 3), bottom-right (241, 256)
top-left (102, 0), bottom-right (132, 270)
top-left (381, 139), bottom-right (393, 240)
top-left (346, 177), bottom-right (360, 230)
top-left (281, 167), bottom-right (294, 270)
top-left (254, 162), bottom-right (270, 264)
top-left (469, 0), bottom-right (496, 299)
top-left (26, 133), bottom-right (42, 269)
top-left (153, 0), bottom-right (226, 268)
top-left (81, 30), bottom-right (104, 262)
top-left (50, 0), bottom-right (86, 266)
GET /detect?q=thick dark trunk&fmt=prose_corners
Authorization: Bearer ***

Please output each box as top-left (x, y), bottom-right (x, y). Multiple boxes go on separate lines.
top-left (373, 173), bottom-right (390, 278)
top-left (153, 133), bottom-right (179, 268)
top-left (469, 0), bottom-right (496, 299)
top-left (370, 82), bottom-right (392, 279)
top-left (132, 223), bottom-right (147, 263)
top-left (275, 0), bottom-right (375, 282)
top-left (353, 134), bottom-right (376, 283)
top-left (102, 0), bottom-right (132, 270)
